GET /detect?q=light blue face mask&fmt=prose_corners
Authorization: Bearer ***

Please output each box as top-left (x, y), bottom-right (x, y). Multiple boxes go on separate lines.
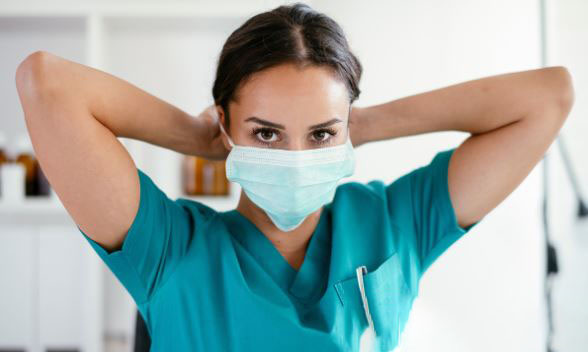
top-left (218, 120), bottom-right (356, 232)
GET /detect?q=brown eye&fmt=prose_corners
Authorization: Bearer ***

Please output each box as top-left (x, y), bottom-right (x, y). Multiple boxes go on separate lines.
top-left (252, 127), bottom-right (279, 144)
top-left (314, 131), bottom-right (327, 141)
top-left (311, 128), bottom-right (337, 144)
top-left (260, 130), bottom-right (275, 141)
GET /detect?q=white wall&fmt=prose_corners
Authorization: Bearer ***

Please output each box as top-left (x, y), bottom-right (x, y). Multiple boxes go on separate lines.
top-left (544, 1), bottom-right (588, 352)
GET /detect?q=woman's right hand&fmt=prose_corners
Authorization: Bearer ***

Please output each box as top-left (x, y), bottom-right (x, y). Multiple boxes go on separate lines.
top-left (190, 104), bottom-right (231, 161)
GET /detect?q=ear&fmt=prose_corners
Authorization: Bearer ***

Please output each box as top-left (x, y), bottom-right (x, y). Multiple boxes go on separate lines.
top-left (215, 105), bottom-right (233, 150)
top-left (215, 105), bottom-right (224, 125)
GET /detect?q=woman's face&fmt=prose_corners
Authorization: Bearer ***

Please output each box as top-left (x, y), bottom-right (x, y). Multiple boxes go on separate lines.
top-left (217, 63), bottom-right (351, 151)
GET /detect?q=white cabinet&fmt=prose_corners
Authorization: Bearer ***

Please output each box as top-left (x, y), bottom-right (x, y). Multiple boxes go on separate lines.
top-left (38, 226), bottom-right (98, 351)
top-left (0, 221), bottom-right (102, 352)
top-left (0, 226), bottom-right (37, 351)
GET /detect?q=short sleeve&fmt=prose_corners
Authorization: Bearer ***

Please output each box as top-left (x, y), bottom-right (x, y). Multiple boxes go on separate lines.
top-left (76, 168), bottom-right (195, 305)
top-left (401, 147), bottom-right (482, 277)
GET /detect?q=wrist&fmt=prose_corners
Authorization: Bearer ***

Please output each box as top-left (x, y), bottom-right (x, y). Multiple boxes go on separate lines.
top-left (170, 113), bottom-right (206, 156)
top-left (349, 105), bottom-right (369, 147)
top-left (189, 114), bottom-right (215, 156)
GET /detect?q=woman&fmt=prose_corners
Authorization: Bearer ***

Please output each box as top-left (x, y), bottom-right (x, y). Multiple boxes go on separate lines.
top-left (15, 3), bottom-right (574, 352)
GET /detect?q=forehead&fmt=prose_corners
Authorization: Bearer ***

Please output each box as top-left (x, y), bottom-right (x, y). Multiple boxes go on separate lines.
top-left (231, 63), bottom-right (349, 120)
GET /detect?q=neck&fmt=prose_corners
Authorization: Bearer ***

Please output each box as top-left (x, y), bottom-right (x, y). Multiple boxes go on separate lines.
top-left (235, 191), bottom-right (322, 270)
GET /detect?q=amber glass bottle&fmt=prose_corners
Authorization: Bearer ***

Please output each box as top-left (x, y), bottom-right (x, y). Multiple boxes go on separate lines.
top-left (14, 134), bottom-right (51, 197)
top-left (0, 132), bottom-right (8, 197)
top-left (0, 133), bottom-right (6, 164)
top-left (15, 135), bottom-right (37, 196)
top-left (182, 155), bottom-right (230, 196)
top-left (213, 160), bottom-right (229, 195)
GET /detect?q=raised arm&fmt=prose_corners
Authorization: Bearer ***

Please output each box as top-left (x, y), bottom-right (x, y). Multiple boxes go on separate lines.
top-left (350, 66), bottom-right (575, 229)
top-left (14, 50), bottom-right (224, 252)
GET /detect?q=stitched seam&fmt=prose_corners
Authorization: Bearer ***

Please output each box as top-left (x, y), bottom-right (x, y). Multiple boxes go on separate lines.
top-left (122, 252), bottom-right (150, 305)
top-left (334, 282), bottom-right (346, 306)
top-left (408, 170), bottom-right (425, 278)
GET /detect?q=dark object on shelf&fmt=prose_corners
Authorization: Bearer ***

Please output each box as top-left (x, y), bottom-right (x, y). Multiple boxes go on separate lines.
top-left (134, 309), bottom-right (151, 352)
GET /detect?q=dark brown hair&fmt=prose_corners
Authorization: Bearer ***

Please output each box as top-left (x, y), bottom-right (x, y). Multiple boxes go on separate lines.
top-left (212, 2), bottom-right (362, 130)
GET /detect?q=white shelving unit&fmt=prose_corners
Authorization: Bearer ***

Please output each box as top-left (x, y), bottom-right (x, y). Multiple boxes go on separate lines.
top-left (0, 1), bottom-right (289, 350)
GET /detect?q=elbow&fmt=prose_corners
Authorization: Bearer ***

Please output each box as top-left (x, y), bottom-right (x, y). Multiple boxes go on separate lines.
top-left (544, 66), bottom-right (575, 118)
top-left (15, 50), bottom-right (58, 99)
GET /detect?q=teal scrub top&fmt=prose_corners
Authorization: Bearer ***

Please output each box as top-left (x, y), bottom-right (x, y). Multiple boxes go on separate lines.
top-left (77, 147), bottom-right (482, 352)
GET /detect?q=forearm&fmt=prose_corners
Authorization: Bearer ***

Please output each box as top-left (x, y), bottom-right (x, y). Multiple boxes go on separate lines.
top-left (352, 66), bottom-right (573, 145)
top-left (29, 51), bottom-right (206, 155)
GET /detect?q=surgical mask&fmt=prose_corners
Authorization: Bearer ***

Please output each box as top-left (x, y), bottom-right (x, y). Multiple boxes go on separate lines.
top-left (218, 120), bottom-right (356, 232)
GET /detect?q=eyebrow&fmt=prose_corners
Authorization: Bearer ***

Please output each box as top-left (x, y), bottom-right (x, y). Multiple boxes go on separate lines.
top-left (244, 116), bottom-right (343, 130)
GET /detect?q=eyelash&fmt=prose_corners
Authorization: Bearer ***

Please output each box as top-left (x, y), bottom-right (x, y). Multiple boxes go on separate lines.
top-left (250, 127), bottom-right (338, 146)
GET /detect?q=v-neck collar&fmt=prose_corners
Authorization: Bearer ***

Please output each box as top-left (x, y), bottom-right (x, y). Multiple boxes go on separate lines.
top-left (221, 205), bottom-right (332, 304)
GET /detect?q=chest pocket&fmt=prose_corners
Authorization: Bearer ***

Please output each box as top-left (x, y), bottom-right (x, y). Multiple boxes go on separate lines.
top-left (333, 251), bottom-right (415, 351)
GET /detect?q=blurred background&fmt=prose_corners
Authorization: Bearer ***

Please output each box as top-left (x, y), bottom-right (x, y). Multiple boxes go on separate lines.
top-left (0, 0), bottom-right (586, 351)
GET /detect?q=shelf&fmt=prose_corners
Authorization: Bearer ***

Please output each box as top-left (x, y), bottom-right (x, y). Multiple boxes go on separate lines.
top-left (0, 195), bottom-right (72, 226)
top-left (0, 195), bottom-right (61, 211)
top-left (0, 188), bottom-right (240, 226)
top-left (180, 193), bottom-right (239, 212)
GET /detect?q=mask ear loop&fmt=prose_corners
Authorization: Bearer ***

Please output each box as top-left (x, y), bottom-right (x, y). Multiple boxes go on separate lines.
top-left (347, 104), bottom-right (354, 146)
top-left (218, 120), bottom-right (235, 148)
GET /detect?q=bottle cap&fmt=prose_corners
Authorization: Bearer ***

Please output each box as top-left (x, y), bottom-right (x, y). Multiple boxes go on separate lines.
top-left (2, 137), bottom-right (19, 161)
top-left (14, 133), bottom-right (35, 155)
